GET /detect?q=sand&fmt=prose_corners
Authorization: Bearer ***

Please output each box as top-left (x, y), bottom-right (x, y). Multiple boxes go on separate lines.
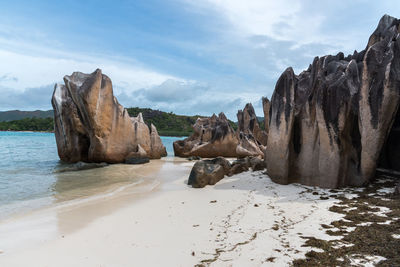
top-left (0, 157), bottom-right (345, 267)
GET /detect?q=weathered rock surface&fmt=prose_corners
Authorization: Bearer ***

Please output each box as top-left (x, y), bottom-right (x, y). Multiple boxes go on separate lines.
top-left (188, 156), bottom-right (265, 188)
top-left (174, 104), bottom-right (268, 158)
top-left (262, 97), bottom-right (270, 134)
top-left (173, 113), bottom-right (239, 158)
top-left (265, 15), bottom-right (400, 188)
top-left (188, 158), bottom-right (229, 188)
top-left (236, 103), bottom-right (267, 157)
top-left (51, 69), bottom-right (167, 163)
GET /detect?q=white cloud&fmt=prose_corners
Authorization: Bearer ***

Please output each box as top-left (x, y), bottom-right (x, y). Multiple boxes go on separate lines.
top-left (0, 49), bottom-right (176, 94)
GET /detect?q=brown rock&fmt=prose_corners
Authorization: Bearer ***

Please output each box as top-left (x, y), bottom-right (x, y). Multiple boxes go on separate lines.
top-left (173, 113), bottom-right (239, 158)
top-left (188, 160), bottom-right (226, 188)
top-left (236, 103), bottom-right (267, 157)
top-left (237, 103), bottom-right (268, 146)
top-left (51, 69), bottom-right (167, 163)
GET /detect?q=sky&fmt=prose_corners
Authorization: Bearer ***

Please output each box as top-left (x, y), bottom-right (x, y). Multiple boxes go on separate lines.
top-left (0, 0), bottom-right (399, 119)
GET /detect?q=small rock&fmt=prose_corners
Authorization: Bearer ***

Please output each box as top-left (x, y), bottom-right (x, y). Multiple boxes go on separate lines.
top-left (188, 160), bottom-right (225, 188)
top-left (210, 200), bottom-right (217, 203)
top-left (254, 204), bottom-right (259, 207)
top-left (193, 224), bottom-right (200, 227)
top-left (124, 157), bottom-right (150, 164)
top-left (191, 251), bottom-right (195, 256)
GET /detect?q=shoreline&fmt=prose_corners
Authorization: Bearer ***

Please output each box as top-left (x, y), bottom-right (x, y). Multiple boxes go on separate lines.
top-left (0, 157), bottom-right (397, 266)
top-left (0, 157), bottom-right (347, 267)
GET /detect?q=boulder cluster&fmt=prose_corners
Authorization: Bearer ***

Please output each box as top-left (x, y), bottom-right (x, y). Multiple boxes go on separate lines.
top-left (266, 14), bottom-right (400, 188)
top-left (173, 102), bottom-right (269, 158)
top-left (51, 69), bottom-right (166, 163)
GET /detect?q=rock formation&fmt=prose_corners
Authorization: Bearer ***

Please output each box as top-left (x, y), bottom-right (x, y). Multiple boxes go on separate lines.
top-left (236, 103), bottom-right (267, 157)
top-left (51, 69), bottom-right (167, 163)
top-left (265, 14), bottom-right (400, 188)
top-left (173, 113), bottom-right (239, 158)
top-left (173, 104), bottom-right (268, 158)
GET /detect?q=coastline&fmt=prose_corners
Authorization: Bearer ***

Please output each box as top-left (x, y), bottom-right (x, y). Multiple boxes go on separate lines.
top-left (0, 157), bottom-right (348, 266)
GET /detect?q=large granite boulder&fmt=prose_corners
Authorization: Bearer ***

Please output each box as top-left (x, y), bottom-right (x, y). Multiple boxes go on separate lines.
top-left (173, 113), bottom-right (239, 158)
top-left (51, 69), bottom-right (167, 163)
top-left (174, 104), bottom-right (268, 158)
top-left (266, 15), bottom-right (400, 188)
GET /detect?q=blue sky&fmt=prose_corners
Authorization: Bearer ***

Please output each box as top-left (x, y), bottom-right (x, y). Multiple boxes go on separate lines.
top-left (0, 0), bottom-right (399, 119)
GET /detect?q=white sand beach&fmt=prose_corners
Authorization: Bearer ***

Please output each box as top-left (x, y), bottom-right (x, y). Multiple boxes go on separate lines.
top-left (0, 158), bottom-right (347, 266)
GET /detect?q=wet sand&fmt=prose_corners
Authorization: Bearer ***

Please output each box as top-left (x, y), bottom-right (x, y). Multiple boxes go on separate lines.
top-left (0, 157), bottom-right (358, 266)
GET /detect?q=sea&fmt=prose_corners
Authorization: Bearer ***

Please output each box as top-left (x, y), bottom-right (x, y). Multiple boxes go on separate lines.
top-left (0, 131), bottom-right (182, 221)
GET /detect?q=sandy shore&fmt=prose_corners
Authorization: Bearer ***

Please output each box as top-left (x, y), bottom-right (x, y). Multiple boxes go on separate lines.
top-left (0, 158), bottom-right (361, 266)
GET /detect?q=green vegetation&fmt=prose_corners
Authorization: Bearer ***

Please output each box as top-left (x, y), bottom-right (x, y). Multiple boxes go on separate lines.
top-left (126, 107), bottom-right (202, 136)
top-left (0, 107), bottom-right (240, 136)
top-left (0, 110), bottom-right (53, 122)
top-left (0, 117), bottom-right (54, 132)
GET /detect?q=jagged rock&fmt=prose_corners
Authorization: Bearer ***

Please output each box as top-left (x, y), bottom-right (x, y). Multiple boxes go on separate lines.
top-left (150, 124), bottom-right (167, 158)
top-left (265, 15), bottom-right (400, 188)
top-left (262, 97), bottom-right (270, 134)
top-left (174, 113), bottom-right (239, 158)
top-left (236, 103), bottom-right (267, 158)
top-left (237, 103), bottom-right (268, 147)
top-left (174, 104), bottom-right (267, 158)
top-left (51, 69), bottom-right (167, 163)
top-left (188, 160), bottom-right (226, 188)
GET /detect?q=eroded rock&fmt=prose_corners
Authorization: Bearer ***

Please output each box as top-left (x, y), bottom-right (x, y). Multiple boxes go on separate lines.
top-left (174, 104), bottom-right (268, 158)
top-left (265, 14), bottom-right (400, 188)
top-left (173, 113), bottom-right (239, 158)
top-left (51, 69), bottom-right (167, 163)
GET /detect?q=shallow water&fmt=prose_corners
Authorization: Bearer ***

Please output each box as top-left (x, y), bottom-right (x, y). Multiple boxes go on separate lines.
top-left (0, 131), bottom-right (183, 220)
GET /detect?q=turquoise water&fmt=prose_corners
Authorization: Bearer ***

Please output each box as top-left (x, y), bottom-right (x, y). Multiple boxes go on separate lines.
top-left (0, 132), bottom-right (182, 220)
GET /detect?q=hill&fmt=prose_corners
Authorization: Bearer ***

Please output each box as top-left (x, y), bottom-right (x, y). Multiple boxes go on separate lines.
top-left (0, 117), bottom-right (54, 132)
top-left (0, 107), bottom-right (239, 136)
top-left (0, 110), bottom-right (53, 122)
top-left (127, 107), bottom-right (237, 136)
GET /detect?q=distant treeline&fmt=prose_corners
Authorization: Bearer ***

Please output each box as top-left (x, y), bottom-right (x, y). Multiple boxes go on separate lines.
top-left (0, 107), bottom-right (239, 136)
top-left (126, 107), bottom-right (202, 136)
top-left (0, 117), bottom-right (54, 132)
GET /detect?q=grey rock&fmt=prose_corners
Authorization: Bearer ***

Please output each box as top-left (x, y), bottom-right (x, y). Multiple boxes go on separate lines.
top-left (54, 162), bottom-right (108, 173)
top-left (188, 161), bottom-right (225, 188)
top-left (265, 14), bottom-right (400, 188)
top-left (124, 157), bottom-right (150, 164)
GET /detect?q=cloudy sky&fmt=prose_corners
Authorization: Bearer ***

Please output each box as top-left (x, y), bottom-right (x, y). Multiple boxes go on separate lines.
top-left (0, 0), bottom-right (398, 119)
